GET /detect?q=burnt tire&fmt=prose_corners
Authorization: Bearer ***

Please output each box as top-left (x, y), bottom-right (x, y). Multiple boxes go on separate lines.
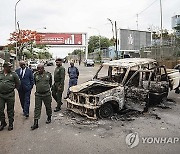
top-left (161, 95), bottom-right (168, 104)
top-left (97, 103), bottom-right (114, 119)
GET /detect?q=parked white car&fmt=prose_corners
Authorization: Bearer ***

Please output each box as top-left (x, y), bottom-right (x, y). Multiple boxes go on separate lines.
top-left (84, 59), bottom-right (94, 67)
top-left (29, 60), bottom-right (39, 71)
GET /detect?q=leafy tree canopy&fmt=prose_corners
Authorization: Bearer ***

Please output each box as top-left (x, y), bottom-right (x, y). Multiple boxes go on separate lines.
top-left (88, 35), bottom-right (112, 53)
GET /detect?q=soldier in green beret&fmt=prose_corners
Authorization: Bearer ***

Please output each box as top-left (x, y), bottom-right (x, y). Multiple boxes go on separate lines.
top-left (0, 62), bottom-right (20, 131)
top-left (52, 58), bottom-right (65, 112)
top-left (31, 64), bottom-right (52, 130)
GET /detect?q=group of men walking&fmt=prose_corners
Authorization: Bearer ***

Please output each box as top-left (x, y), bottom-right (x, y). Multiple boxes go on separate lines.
top-left (0, 58), bottom-right (79, 131)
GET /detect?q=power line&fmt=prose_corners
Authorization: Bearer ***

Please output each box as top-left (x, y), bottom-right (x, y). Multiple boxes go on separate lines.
top-left (138, 0), bottom-right (159, 15)
top-left (112, 0), bottom-right (160, 30)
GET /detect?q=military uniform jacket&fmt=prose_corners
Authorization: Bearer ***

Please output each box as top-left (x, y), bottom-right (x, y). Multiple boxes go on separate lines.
top-left (54, 66), bottom-right (65, 91)
top-left (34, 71), bottom-right (52, 96)
top-left (0, 70), bottom-right (20, 97)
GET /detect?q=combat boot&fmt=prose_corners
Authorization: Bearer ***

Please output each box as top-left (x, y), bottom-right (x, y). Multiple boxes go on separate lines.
top-left (54, 107), bottom-right (61, 112)
top-left (46, 116), bottom-right (51, 124)
top-left (175, 88), bottom-right (180, 94)
top-left (8, 123), bottom-right (13, 131)
top-left (0, 120), bottom-right (7, 131)
top-left (31, 119), bottom-right (39, 130)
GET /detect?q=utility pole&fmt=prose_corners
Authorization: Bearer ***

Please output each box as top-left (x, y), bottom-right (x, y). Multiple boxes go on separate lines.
top-left (15, 0), bottom-right (22, 66)
top-left (136, 14), bottom-right (139, 30)
top-left (107, 18), bottom-right (115, 40)
top-left (160, 0), bottom-right (163, 60)
top-left (115, 21), bottom-right (118, 59)
top-left (107, 18), bottom-right (118, 59)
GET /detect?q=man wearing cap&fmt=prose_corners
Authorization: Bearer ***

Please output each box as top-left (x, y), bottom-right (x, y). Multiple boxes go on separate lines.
top-left (52, 58), bottom-right (65, 112)
top-left (64, 60), bottom-right (79, 99)
top-left (15, 61), bottom-right (34, 118)
top-left (31, 64), bottom-right (52, 130)
top-left (0, 62), bottom-right (20, 131)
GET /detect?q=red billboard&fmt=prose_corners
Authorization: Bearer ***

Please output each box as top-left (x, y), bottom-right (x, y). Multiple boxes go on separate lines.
top-left (36, 33), bottom-right (83, 45)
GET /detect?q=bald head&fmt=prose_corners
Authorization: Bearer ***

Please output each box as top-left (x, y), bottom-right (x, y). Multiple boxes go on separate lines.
top-left (19, 61), bottom-right (26, 69)
top-left (37, 63), bottom-right (44, 74)
top-left (37, 63), bottom-right (44, 68)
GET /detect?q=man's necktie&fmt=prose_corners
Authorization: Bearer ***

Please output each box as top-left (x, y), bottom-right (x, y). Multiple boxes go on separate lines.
top-left (20, 70), bottom-right (23, 78)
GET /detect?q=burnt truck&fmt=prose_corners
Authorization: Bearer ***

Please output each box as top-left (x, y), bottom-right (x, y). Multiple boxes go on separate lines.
top-left (66, 58), bottom-right (180, 119)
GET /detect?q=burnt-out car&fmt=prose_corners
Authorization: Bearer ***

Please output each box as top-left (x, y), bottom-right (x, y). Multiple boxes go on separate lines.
top-left (66, 58), bottom-right (180, 119)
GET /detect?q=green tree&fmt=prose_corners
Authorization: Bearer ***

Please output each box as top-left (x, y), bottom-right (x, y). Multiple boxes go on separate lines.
top-left (152, 29), bottom-right (172, 40)
top-left (71, 49), bottom-right (83, 55)
top-left (88, 36), bottom-right (112, 53)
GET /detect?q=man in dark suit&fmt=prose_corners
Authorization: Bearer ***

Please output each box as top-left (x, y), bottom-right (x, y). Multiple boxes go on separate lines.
top-left (15, 61), bottom-right (34, 117)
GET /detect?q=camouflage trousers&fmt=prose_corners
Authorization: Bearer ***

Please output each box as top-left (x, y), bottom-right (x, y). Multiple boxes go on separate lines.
top-left (34, 94), bottom-right (52, 119)
top-left (0, 95), bottom-right (15, 124)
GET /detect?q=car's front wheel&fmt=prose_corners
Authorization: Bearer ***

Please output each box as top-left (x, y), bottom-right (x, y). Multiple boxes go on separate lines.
top-left (97, 103), bottom-right (114, 119)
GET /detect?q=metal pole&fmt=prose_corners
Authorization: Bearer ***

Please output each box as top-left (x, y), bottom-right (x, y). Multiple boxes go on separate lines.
top-left (15, 0), bottom-right (21, 67)
top-left (160, 0), bottom-right (163, 60)
top-left (136, 14), bottom-right (139, 30)
top-left (115, 21), bottom-right (118, 59)
top-left (85, 33), bottom-right (88, 60)
top-left (107, 18), bottom-right (115, 40)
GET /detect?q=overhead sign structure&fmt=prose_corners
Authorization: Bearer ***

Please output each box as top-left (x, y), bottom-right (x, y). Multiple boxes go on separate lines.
top-left (36, 33), bottom-right (83, 45)
top-left (35, 32), bottom-right (89, 60)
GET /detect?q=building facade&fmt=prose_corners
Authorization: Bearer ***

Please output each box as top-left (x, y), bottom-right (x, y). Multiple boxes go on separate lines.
top-left (172, 15), bottom-right (180, 29)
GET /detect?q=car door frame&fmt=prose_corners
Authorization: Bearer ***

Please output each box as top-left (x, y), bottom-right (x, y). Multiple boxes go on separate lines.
top-left (124, 70), bottom-right (153, 111)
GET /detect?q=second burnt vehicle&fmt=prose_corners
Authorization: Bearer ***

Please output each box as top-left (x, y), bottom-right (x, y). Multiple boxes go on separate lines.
top-left (66, 58), bottom-right (180, 119)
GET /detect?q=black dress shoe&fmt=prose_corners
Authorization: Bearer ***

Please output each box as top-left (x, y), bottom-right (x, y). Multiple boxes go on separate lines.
top-left (25, 114), bottom-right (29, 118)
top-left (8, 125), bottom-right (13, 131)
top-left (54, 107), bottom-right (61, 112)
top-left (64, 96), bottom-right (69, 99)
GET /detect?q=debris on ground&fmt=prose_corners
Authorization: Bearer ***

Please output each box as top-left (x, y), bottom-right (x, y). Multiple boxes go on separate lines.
top-left (52, 98), bottom-right (176, 131)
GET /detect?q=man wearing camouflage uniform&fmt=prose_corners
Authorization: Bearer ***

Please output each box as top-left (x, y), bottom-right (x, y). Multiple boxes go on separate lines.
top-left (31, 64), bottom-right (52, 130)
top-left (52, 58), bottom-right (65, 112)
top-left (0, 62), bottom-right (20, 131)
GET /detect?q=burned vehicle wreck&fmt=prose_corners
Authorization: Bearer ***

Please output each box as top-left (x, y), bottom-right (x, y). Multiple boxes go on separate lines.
top-left (66, 58), bottom-right (180, 119)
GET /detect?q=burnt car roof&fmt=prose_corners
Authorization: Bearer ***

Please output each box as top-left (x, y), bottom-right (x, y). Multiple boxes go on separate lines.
top-left (103, 58), bottom-right (156, 68)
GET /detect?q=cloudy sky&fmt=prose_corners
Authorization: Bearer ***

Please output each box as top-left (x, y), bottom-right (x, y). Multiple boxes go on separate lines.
top-left (0, 0), bottom-right (179, 58)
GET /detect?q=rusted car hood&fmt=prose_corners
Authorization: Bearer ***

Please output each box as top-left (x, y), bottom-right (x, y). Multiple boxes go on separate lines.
top-left (69, 80), bottom-right (118, 93)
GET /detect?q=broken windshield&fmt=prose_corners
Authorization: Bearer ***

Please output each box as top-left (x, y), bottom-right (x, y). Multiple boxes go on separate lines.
top-left (94, 65), bottom-right (127, 84)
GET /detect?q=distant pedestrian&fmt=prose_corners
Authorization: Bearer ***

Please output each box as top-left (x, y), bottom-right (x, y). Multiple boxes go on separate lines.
top-left (15, 61), bottom-right (34, 118)
top-left (52, 58), bottom-right (65, 112)
top-left (79, 60), bottom-right (81, 65)
top-left (64, 60), bottom-right (79, 99)
top-left (31, 64), bottom-right (52, 130)
top-left (0, 62), bottom-right (20, 131)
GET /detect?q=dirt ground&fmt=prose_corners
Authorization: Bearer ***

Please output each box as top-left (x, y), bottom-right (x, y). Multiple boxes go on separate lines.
top-left (0, 64), bottom-right (180, 154)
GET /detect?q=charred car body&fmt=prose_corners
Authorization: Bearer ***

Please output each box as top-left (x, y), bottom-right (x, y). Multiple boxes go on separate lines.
top-left (66, 58), bottom-right (180, 119)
